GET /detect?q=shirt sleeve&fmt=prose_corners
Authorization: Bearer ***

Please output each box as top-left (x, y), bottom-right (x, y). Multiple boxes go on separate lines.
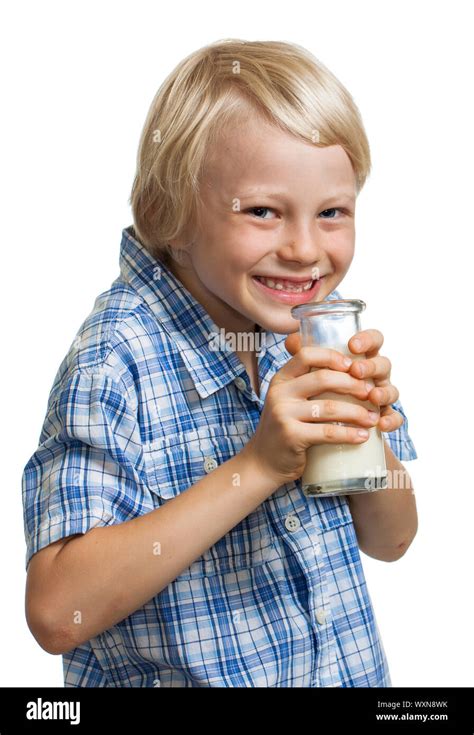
top-left (22, 368), bottom-right (150, 571)
top-left (382, 398), bottom-right (418, 461)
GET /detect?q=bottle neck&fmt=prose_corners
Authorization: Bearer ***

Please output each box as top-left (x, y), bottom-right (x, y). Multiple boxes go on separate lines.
top-left (300, 312), bottom-right (361, 353)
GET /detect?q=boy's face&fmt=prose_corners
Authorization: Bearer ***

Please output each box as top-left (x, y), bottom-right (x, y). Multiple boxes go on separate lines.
top-left (168, 116), bottom-right (357, 336)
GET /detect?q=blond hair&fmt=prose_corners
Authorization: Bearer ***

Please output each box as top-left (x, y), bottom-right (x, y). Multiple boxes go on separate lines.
top-left (129, 39), bottom-right (371, 264)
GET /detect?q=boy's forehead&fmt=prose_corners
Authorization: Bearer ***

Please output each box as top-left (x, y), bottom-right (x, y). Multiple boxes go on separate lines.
top-left (208, 118), bottom-right (299, 162)
top-left (203, 126), bottom-right (356, 198)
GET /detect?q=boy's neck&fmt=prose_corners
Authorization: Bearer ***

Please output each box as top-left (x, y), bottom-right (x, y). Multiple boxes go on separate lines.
top-left (236, 349), bottom-right (260, 398)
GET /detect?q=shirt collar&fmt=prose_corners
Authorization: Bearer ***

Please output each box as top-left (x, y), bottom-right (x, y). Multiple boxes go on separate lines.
top-left (119, 225), bottom-right (339, 399)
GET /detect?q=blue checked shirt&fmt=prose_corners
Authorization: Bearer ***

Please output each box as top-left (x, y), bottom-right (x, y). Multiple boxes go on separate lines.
top-left (22, 225), bottom-right (418, 688)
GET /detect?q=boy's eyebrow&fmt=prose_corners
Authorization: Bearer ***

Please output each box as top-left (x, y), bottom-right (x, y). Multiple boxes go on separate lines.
top-left (235, 189), bottom-right (356, 204)
top-left (318, 192), bottom-right (356, 206)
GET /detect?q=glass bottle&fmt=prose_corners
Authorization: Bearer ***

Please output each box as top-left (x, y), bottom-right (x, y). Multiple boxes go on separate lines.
top-left (291, 299), bottom-right (388, 497)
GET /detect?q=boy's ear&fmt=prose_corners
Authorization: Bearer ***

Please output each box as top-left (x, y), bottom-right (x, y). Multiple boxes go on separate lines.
top-left (168, 220), bottom-right (195, 251)
top-left (167, 235), bottom-right (193, 266)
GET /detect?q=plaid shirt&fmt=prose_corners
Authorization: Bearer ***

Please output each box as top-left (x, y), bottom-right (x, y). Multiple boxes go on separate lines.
top-left (22, 225), bottom-right (418, 687)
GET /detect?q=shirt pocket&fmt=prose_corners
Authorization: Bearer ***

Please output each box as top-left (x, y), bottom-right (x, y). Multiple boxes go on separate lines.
top-left (143, 424), bottom-right (276, 578)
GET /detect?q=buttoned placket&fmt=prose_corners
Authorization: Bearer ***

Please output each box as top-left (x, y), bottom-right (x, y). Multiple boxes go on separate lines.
top-left (263, 483), bottom-right (342, 687)
top-left (235, 368), bottom-right (341, 688)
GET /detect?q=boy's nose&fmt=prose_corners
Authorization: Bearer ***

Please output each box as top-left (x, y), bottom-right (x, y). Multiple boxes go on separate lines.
top-left (277, 228), bottom-right (323, 263)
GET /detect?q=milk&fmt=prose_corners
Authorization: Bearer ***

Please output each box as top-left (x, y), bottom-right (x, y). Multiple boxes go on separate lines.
top-left (302, 352), bottom-right (388, 497)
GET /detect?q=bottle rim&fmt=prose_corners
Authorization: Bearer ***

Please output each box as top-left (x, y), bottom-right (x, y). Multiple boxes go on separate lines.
top-left (291, 298), bottom-right (366, 319)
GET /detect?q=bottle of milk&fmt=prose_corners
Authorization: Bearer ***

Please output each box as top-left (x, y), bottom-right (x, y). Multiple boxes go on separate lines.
top-left (291, 299), bottom-right (388, 497)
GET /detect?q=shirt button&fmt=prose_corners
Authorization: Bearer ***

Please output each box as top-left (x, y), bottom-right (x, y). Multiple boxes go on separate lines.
top-left (203, 456), bottom-right (218, 473)
top-left (284, 514), bottom-right (301, 532)
top-left (235, 377), bottom-right (247, 391)
top-left (316, 609), bottom-right (327, 625)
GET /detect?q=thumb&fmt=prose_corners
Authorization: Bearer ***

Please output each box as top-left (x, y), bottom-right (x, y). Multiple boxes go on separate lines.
top-left (285, 332), bottom-right (302, 355)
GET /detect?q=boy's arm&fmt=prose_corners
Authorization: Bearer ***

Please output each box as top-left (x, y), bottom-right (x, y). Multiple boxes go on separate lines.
top-left (347, 441), bottom-right (418, 562)
top-left (25, 445), bottom-right (279, 656)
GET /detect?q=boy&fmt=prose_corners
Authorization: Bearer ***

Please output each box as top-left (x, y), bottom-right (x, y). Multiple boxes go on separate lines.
top-left (22, 39), bottom-right (418, 687)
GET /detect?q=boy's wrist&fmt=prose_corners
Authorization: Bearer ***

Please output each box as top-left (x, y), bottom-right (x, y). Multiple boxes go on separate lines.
top-left (239, 438), bottom-right (284, 496)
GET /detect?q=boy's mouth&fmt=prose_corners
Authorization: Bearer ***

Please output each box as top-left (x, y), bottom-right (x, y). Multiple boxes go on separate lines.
top-left (254, 275), bottom-right (314, 292)
top-left (251, 274), bottom-right (324, 304)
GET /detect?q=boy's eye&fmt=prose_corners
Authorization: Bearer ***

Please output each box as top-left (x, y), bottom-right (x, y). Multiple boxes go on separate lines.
top-left (246, 207), bottom-right (275, 220)
top-left (319, 207), bottom-right (343, 219)
top-left (246, 206), bottom-right (346, 220)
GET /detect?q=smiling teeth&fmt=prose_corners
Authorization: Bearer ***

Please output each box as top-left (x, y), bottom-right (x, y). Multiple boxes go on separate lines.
top-left (257, 276), bottom-right (314, 292)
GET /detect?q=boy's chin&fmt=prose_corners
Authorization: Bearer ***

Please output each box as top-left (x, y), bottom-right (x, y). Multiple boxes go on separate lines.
top-left (254, 314), bottom-right (302, 335)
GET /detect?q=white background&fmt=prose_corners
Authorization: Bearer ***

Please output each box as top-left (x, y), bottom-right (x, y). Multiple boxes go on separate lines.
top-left (1, 0), bottom-right (472, 687)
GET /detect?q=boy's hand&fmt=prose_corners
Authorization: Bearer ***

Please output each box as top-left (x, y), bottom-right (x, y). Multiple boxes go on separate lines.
top-left (244, 336), bottom-right (381, 488)
top-left (244, 328), bottom-right (404, 489)
top-left (345, 328), bottom-right (403, 433)
top-left (287, 328), bottom-right (404, 433)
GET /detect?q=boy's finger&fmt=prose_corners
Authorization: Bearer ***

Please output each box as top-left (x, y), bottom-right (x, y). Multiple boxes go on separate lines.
top-left (379, 406), bottom-right (404, 431)
top-left (275, 344), bottom-right (354, 383)
top-left (285, 332), bottom-right (302, 355)
top-left (348, 329), bottom-right (384, 357)
top-left (349, 354), bottom-right (392, 380)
